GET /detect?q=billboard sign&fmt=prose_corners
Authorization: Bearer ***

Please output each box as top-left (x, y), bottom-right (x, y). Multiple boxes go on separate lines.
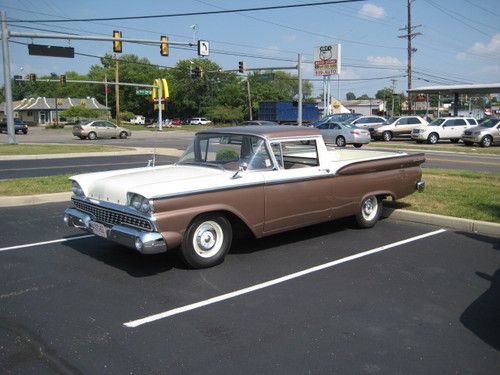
top-left (314, 44), bottom-right (341, 76)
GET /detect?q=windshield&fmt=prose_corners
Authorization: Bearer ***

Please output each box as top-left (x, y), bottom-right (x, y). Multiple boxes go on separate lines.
top-left (386, 116), bottom-right (399, 124)
top-left (177, 133), bottom-right (273, 171)
top-left (429, 118), bottom-right (445, 126)
top-left (479, 118), bottom-right (500, 128)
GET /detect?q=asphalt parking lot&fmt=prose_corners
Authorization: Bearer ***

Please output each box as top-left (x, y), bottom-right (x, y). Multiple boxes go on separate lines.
top-left (0, 202), bottom-right (498, 373)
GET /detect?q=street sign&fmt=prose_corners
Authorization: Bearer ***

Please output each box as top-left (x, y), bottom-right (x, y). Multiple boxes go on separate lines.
top-left (28, 44), bottom-right (74, 58)
top-left (136, 89), bottom-right (152, 95)
top-left (198, 40), bottom-right (210, 56)
top-left (259, 73), bottom-right (275, 81)
top-left (314, 44), bottom-right (341, 76)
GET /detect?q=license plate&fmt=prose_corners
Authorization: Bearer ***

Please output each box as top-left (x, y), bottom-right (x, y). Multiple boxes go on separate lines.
top-left (90, 221), bottom-right (107, 238)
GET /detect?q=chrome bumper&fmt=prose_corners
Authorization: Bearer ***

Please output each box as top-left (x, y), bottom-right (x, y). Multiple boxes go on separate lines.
top-left (416, 180), bottom-right (425, 192)
top-left (63, 208), bottom-right (167, 254)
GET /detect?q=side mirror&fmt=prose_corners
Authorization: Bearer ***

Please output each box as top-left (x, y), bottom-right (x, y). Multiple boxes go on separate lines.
top-left (231, 162), bottom-right (248, 179)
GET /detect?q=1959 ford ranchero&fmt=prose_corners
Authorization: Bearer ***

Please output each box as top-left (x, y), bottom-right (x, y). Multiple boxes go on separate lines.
top-left (64, 126), bottom-right (425, 268)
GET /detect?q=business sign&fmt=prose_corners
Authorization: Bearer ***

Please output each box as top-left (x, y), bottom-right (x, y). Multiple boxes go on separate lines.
top-left (314, 44), bottom-right (341, 76)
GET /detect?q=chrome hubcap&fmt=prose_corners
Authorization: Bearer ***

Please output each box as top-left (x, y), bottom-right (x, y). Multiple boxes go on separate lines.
top-left (193, 221), bottom-right (223, 258)
top-left (362, 197), bottom-right (378, 221)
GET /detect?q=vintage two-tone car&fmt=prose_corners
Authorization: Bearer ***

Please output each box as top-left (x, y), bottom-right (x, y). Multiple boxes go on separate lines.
top-left (64, 126), bottom-right (425, 268)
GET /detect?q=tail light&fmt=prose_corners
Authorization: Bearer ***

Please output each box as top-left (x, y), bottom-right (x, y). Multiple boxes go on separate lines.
top-left (350, 131), bottom-right (361, 135)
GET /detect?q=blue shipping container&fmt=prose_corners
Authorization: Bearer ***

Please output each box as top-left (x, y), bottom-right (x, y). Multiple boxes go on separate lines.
top-left (258, 101), bottom-right (319, 123)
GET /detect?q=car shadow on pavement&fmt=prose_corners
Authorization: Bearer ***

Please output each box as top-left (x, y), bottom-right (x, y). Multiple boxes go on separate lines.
top-left (458, 231), bottom-right (499, 351)
top-left (230, 217), bottom-right (353, 255)
top-left (61, 237), bottom-right (182, 277)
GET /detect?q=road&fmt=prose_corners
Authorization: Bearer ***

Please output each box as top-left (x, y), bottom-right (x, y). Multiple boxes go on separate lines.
top-left (0, 202), bottom-right (498, 373)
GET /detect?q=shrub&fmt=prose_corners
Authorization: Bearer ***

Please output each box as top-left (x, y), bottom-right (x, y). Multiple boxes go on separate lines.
top-left (215, 148), bottom-right (239, 161)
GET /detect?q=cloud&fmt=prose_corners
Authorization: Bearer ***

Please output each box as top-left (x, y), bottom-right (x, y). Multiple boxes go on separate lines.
top-left (282, 34), bottom-right (297, 43)
top-left (358, 4), bottom-right (387, 19)
top-left (367, 56), bottom-right (402, 67)
top-left (469, 33), bottom-right (500, 55)
top-left (455, 52), bottom-right (468, 61)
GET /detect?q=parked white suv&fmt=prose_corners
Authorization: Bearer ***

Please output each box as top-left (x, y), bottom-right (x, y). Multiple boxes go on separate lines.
top-left (373, 116), bottom-right (428, 141)
top-left (411, 117), bottom-right (478, 144)
top-left (190, 117), bottom-right (212, 125)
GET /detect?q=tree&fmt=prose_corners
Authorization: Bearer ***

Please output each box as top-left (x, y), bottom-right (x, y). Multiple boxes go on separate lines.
top-left (206, 105), bottom-right (244, 123)
top-left (375, 87), bottom-right (393, 101)
top-left (60, 106), bottom-right (107, 120)
top-left (346, 92), bottom-right (356, 100)
top-left (358, 94), bottom-right (371, 100)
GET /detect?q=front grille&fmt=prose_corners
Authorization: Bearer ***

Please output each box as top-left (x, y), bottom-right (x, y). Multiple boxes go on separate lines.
top-left (73, 199), bottom-right (153, 231)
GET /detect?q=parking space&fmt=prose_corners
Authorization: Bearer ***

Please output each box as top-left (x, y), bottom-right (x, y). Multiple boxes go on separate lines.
top-left (0, 202), bottom-right (499, 373)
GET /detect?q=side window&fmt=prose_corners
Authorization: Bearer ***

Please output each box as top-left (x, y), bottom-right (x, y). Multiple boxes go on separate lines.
top-left (317, 123), bottom-right (329, 130)
top-left (332, 124), bottom-right (341, 130)
top-left (408, 117), bottom-right (421, 124)
top-left (272, 140), bottom-right (319, 170)
top-left (92, 122), bottom-right (103, 128)
top-left (397, 118), bottom-right (408, 125)
top-left (454, 119), bottom-right (467, 126)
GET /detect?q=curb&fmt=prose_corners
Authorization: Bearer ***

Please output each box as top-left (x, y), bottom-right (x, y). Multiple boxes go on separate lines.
top-left (1, 192), bottom-right (498, 238)
top-left (382, 207), bottom-right (500, 238)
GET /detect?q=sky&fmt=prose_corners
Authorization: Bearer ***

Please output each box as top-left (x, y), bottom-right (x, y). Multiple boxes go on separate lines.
top-left (1, 0), bottom-right (499, 99)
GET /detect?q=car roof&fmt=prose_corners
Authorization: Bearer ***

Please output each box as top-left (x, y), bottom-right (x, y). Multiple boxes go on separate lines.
top-left (198, 125), bottom-right (320, 139)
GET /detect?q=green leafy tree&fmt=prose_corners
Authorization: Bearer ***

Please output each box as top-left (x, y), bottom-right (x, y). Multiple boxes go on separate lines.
top-left (357, 94), bottom-right (371, 100)
top-left (346, 92), bottom-right (356, 100)
top-left (206, 105), bottom-right (244, 123)
top-left (60, 105), bottom-right (107, 120)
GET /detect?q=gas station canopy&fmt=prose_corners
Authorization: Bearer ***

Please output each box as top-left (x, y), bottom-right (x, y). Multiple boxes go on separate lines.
top-left (408, 83), bottom-right (500, 95)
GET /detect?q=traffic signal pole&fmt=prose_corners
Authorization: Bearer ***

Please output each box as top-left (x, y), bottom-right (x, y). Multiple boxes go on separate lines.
top-left (1, 11), bottom-right (16, 144)
top-left (297, 53), bottom-right (303, 126)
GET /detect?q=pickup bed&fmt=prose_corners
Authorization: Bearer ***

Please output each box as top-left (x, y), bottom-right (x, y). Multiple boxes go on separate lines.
top-left (64, 125), bottom-right (425, 268)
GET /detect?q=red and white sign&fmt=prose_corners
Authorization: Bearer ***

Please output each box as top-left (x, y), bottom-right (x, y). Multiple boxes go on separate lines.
top-left (314, 44), bottom-right (341, 76)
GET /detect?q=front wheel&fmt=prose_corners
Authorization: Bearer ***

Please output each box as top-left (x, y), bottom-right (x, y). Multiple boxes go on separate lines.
top-left (382, 131), bottom-right (392, 142)
top-left (355, 196), bottom-right (382, 228)
top-left (181, 214), bottom-right (232, 268)
top-left (87, 132), bottom-right (97, 140)
top-left (336, 136), bottom-right (346, 147)
top-left (427, 132), bottom-right (439, 144)
top-left (119, 131), bottom-right (128, 139)
top-left (480, 135), bottom-right (492, 148)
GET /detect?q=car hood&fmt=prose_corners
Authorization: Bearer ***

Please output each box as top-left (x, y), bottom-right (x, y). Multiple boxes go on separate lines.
top-left (466, 126), bottom-right (488, 133)
top-left (71, 164), bottom-right (263, 205)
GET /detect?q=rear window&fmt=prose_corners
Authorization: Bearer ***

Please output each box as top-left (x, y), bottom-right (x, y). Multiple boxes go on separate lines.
top-left (271, 140), bottom-right (319, 169)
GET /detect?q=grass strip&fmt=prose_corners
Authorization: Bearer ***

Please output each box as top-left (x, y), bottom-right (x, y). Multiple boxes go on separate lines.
top-left (387, 168), bottom-right (500, 223)
top-left (368, 142), bottom-right (500, 155)
top-left (0, 144), bottom-right (131, 155)
top-left (0, 174), bottom-right (72, 195)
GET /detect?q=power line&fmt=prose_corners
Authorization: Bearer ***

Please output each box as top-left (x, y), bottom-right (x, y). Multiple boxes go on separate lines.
top-left (5, 0), bottom-right (367, 23)
top-left (462, 0), bottom-right (500, 17)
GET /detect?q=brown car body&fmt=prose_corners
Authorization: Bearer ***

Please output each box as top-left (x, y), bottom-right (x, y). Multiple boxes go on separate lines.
top-left (64, 126), bottom-right (425, 268)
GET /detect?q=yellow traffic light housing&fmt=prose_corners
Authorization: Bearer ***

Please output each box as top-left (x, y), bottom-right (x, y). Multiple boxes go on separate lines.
top-left (60, 74), bottom-right (66, 86)
top-left (29, 73), bottom-right (37, 82)
top-left (113, 30), bottom-right (122, 53)
top-left (160, 35), bottom-right (169, 56)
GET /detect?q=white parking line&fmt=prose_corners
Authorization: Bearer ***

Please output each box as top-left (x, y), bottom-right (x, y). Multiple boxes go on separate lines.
top-left (124, 228), bottom-right (447, 328)
top-left (0, 234), bottom-right (94, 252)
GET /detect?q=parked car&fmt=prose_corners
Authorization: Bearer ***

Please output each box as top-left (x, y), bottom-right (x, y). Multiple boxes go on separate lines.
top-left (411, 117), bottom-right (478, 144)
top-left (350, 116), bottom-right (387, 137)
top-left (317, 121), bottom-right (371, 147)
top-left (0, 117), bottom-right (28, 134)
top-left (72, 120), bottom-right (132, 140)
top-left (461, 118), bottom-right (500, 147)
top-left (373, 116), bottom-right (428, 141)
top-left (64, 125), bottom-right (425, 268)
top-left (130, 115), bottom-right (145, 125)
top-left (171, 118), bottom-right (182, 126)
top-left (239, 120), bottom-right (280, 126)
top-left (308, 113), bottom-right (362, 128)
top-left (190, 117), bottom-right (212, 125)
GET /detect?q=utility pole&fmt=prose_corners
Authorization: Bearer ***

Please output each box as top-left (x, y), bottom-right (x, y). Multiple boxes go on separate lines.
top-left (114, 55), bottom-right (120, 125)
top-left (1, 11), bottom-right (16, 144)
top-left (104, 74), bottom-right (109, 119)
top-left (399, 0), bottom-right (422, 114)
top-left (390, 78), bottom-right (398, 116)
top-left (246, 78), bottom-right (252, 120)
top-left (297, 53), bottom-right (303, 126)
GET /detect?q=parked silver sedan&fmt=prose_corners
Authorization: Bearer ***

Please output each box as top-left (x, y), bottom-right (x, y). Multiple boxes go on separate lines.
top-left (316, 122), bottom-right (371, 147)
top-left (72, 119), bottom-right (132, 140)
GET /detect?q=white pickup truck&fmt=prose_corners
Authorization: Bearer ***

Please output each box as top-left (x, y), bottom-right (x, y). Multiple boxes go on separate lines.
top-left (64, 126), bottom-right (425, 268)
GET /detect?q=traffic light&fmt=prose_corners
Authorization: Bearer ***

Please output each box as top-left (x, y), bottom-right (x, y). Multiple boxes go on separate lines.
top-left (113, 30), bottom-right (122, 53)
top-left (60, 74), bottom-right (66, 86)
top-left (160, 35), bottom-right (169, 56)
top-left (195, 66), bottom-right (204, 79)
top-left (190, 66), bottom-right (196, 79)
top-left (238, 61), bottom-right (245, 73)
top-left (29, 73), bottom-right (37, 82)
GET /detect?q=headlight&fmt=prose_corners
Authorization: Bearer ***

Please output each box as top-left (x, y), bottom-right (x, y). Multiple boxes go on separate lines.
top-left (71, 180), bottom-right (85, 197)
top-left (128, 193), bottom-right (152, 214)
